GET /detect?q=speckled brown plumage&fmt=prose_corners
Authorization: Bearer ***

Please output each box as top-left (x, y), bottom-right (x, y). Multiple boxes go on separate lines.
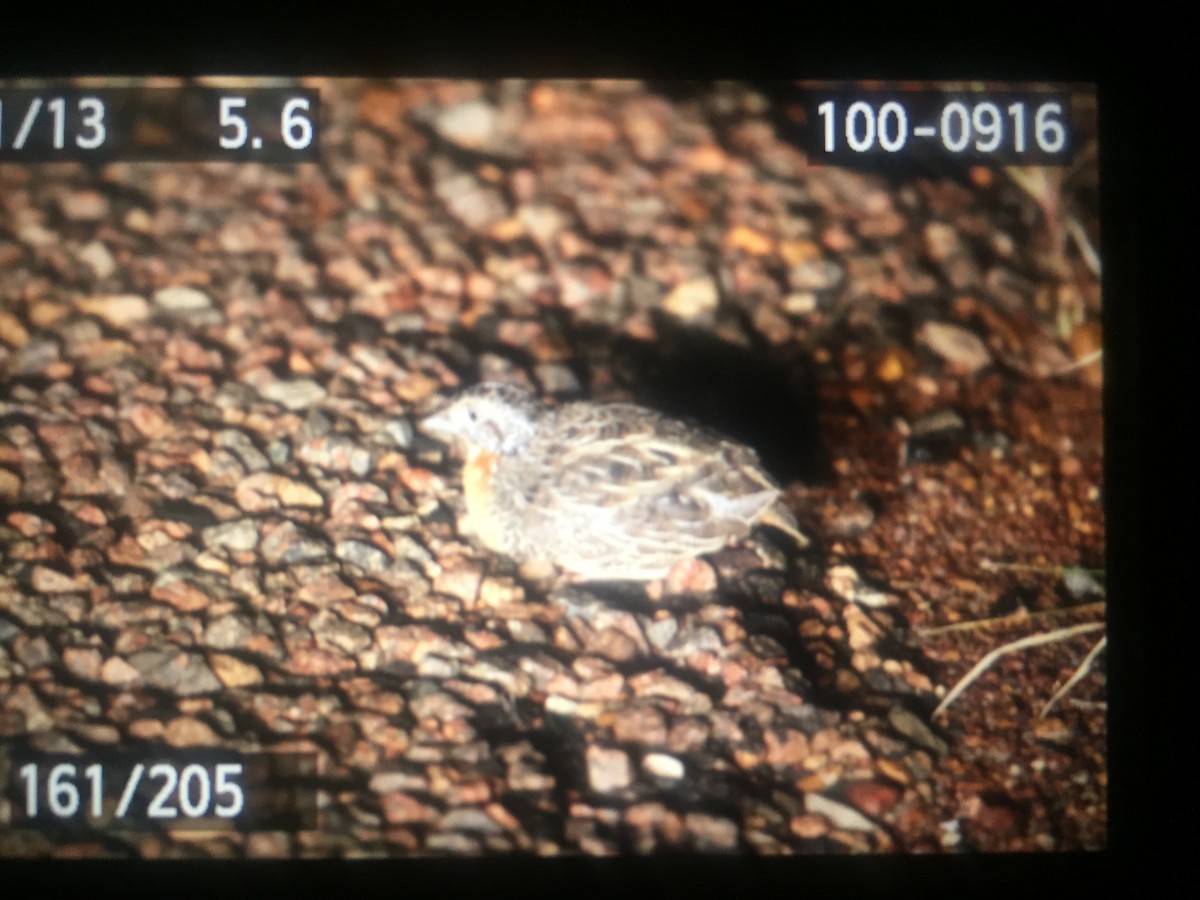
top-left (421, 382), bottom-right (807, 582)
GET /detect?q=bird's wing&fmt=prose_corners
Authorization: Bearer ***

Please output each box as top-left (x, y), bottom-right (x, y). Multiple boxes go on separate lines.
top-left (526, 403), bottom-right (781, 534)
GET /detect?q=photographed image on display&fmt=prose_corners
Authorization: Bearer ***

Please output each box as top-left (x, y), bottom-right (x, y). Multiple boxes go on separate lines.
top-left (0, 76), bottom-right (1104, 858)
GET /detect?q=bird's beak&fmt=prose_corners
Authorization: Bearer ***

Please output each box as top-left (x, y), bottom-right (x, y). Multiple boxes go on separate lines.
top-left (420, 406), bottom-right (457, 440)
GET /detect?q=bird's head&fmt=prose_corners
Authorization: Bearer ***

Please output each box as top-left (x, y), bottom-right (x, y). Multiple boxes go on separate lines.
top-left (421, 382), bottom-right (543, 455)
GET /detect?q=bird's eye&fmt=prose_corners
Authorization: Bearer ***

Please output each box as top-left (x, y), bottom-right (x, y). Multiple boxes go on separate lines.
top-left (467, 409), bottom-right (478, 422)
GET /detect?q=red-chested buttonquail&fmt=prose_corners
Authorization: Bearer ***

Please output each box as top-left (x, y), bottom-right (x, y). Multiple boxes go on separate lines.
top-left (421, 382), bottom-right (808, 582)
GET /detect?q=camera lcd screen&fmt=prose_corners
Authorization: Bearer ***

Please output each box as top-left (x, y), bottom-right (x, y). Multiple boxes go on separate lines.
top-left (0, 73), bottom-right (1106, 861)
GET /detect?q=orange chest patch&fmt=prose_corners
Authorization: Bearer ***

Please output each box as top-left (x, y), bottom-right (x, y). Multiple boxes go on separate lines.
top-left (462, 448), bottom-right (504, 549)
top-left (463, 449), bottom-right (498, 508)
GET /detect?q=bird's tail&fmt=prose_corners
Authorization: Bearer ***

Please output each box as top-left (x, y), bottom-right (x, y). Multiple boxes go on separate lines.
top-left (760, 502), bottom-right (810, 548)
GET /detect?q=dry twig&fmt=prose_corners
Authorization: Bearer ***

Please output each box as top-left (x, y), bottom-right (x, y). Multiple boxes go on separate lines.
top-left (928, 560), bottom-right (1106, 718)
top-left (1041, 634), bottom-right (1107, 718)
top-left (916, 600), bottom-right (1105, 637)
top-left (931, 621), bottom-right (1104, 718)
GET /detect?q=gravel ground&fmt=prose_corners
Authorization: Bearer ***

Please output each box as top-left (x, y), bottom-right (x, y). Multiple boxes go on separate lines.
top-left (0, 78), bottom-right (1103, 857)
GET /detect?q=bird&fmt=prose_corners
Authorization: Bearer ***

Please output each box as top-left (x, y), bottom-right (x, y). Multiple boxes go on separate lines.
top-left (420, 381), bottom-right (808, 583)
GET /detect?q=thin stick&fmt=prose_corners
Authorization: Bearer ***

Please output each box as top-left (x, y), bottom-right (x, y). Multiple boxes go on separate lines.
top-left (1065, 214), bottom-right (1102, 278)
top-left (916, 601), bottom-right (1105, 637)
top-left (1005, 166), bottom-right (1051, 203)
top-left (1041, 635), bottom-right (1107, 718)
top-left (979, 561), bottom-right (1104, 578)
top-left (932, 622), bottom-right (1105, 718)
top-left (1051, 348), bottom-right (1103, 377)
